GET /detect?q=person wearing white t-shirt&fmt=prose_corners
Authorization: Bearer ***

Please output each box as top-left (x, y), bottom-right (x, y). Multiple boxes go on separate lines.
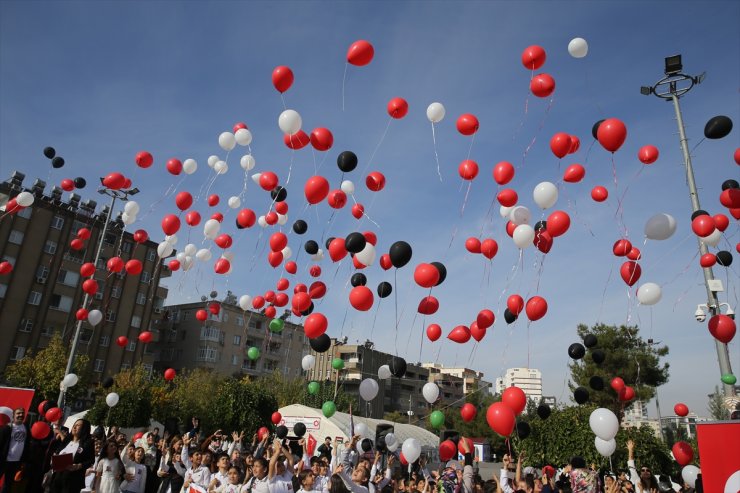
top-left (182, 434), bottom-right (212, 490)
top-left (0, 408), bottom-right (30, 493)
top-left (244, 457), bottom-right (270, 493)
top-left (120, 443), bottom-right (148, 493)
top-left (267, 439), bottom-right (294, 493)
top-left (209, 465), bottom-right (245, 493)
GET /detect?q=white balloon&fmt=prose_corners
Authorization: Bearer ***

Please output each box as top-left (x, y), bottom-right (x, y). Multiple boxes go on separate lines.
top-left (594, 437), bottom-right (616, 457)
top-left (568, 37), bottom-right (589, 58)
top-left (533, 182), bottom-right (558, 209)
top-left (426, 102), bottom-right (446, 123)
top-left (87, 309), bottom-right (103, 326)
top-left (402, 438), bottom-right (421, 463)
top-left (0, 407), bottom-right (12, 422)
top-left (252, 173), bottom-right (262, 185)
top-left (422, 382), bottom-right (440, 404)
top-left (384, 432), bottom-right (396, 447)
top-left (509, 205), bottom-right (531, 225)
top-left (359, 378), bottom-right (379, 401)
top-left (235, 128), bottom-right (253, 146)
top-left (106, 392), bottom-right (120, 407)
top-left (386, 441), bottom-right (398, 452)
top-left (277, 214), bottom-right (288, 226)
top-left (311, 249), bottom-right (324, 261)
top-left (183, 158), bottom-right (198, 175)
top-left (644, 213), bottom-right (677, 240)
top-left (589, 408), bottom-right (619, 441)
top-left (257, 216), bottom-right (267, 228)
top-left (208, 155), bottom-right (220, 167)
top-left (63, 373), bottom-right (79, 387)
top-left (222, 251), bottom-right (235, 261)
top-left (203, 219), bottom-right (220, 239)
top-left (239, 295), bottom-right (252, 311)
top-left (281, 246), bottom-right (292, 259)
top-left (121, 212), bottom-right (136, 225)
top-left (701, 228), bottom-right (722, 247)
top-left (176, 252), bottom-right (187, 263)
top-left (279, 109), bottom-right (302, 135)
top-left (157, 241), bottom-right (174, 258)
top-left (378, 365), bottom-right (392, 380)
top-left (355, 243), bottom-right (376, 266)
top-left (681, 465), bottom-right (700, 488)
top-left (302, 355), bottom-right (316, 371)
top-left (240, 155), bottom-right (256, 171)
top-left (512, 224), bottom-right (535, 249)
top-left (499, 205), bottom-right (513, 218)
top-left (228, 196), bottom-right (241, 209)
top-left (16, 192), bottom-right (34, 207)
top-left (184, 243), bottom-right (197, 256)
top-left (196, 249), bottom-right (212, 262)
top-left (181, 256), bottom-right (194, 271)
top-left (354, 422), bottom-right (369, 438)
top-left (124, 201), bottom-right (140, 215)
top-left (218, 131), bottom-right (236, 151)
top-left (341, 180), bottom-right (355, 195)
top-left (637, 282), bottom-right (662, 305)
top-left (214, 160), bottom-right (228, 175)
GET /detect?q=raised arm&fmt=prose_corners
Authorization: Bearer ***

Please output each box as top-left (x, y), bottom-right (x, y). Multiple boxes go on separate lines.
top-left (626, 439), bottom-right (640, 486)
top-left (268, 438), bottom-right (281, 480)
top-left (460, 437), bottom-right (474, 493)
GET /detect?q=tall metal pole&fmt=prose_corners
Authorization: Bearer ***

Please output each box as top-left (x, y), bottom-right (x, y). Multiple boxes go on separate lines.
top-left (57, 191), bottom-right (117, 407)
top-left (671, 94), bottom-right (736, 398)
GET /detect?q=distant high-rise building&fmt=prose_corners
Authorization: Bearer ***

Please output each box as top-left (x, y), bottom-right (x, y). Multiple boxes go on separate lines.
top-left (495, 367), bottom-right (543, 402)
top-left (623, 400), bottom-right (649, 421)
top-left (420, 363), bottom-right (491, 395)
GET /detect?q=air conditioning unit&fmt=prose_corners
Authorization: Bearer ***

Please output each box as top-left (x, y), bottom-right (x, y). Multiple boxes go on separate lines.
top-left (37, 277), bottom-right (47, 284)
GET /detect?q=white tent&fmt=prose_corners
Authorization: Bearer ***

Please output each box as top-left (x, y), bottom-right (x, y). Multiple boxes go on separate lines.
top-left (63, 409), bottom-right (163, 440)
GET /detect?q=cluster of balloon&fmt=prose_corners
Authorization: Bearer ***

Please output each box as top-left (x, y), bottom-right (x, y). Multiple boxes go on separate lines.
top-left (60, 176), bottom-right (87, 192)
top-left (589, 408), bottom-right (619, 458)
top-left (70, 226), bottom-right (91, 252)
top-left (486, 386), bottom-right (525, 437)
top-left (549, 132), bottom-right (580, 159)
top-left (4, 191), bottom-right (35, 215)
top-left (522, 45), bottom-right (555, 98)
top-left (567, 334), bottom-right (607, 404)
top-left (718, 178), bottom-right (740, 224)
top-left (610, 377), bottom-right (635, 403)
top-left (43, 146), bottom-right (66, 169)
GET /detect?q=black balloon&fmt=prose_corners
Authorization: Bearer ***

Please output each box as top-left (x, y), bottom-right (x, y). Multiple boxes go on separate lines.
top-left (722, 179), bottom-right (739, 191)
top-left (102, 377), bottom-right (115, 389)
top-left (690, 209), bottom-right (709, 221)
top-left (591, 349), bottom-right (606, 365)
top-left (361, 438), bottom-right (373, 452)
top-left (716, 251), bottom-right (733, 267)
top-left (704, 115), bottom-right (733, 139)
top-left (592, 119), bottom-right (605, 140)
top-left (351, 273), bottom-right (367, 287)
top-left (536, 404), bottom-right (551, 420)
top-left (43, 146), bottom-right (56, 159)
top-left (276, 425), bottom-right (288, 439)
top-left (309, 334), bottom-right (331, 353)
top-left (568, 343), bottom-right (586, 360)
top-left (301, 302), bottom-right (315, 316)
top-left (337, 151), bottom-right (358, 173)
top-left (51, 156), bottom-right (65, 168)
top-left (271, 186), bottom-right (288, 202)
top-left (74, 177), bottom-right (86, 189)
top-left (573, 387), bottom-right (590, 404)
top-left (325, 237), bottom-right (336, 250)
top-left (390, 356), bottom-right (407, 377)
top-left (431, 261), bottom-right (447, 286)
top-left (377, 281), bottom-right (392, 298)
top-left (389, 241), bottom-right (412, 268)
top-left (534, 220), bottom-right (547, 232)
top-left (293, 220), bottom-right (308, 235)
top-left (345, 232), bottom-right (367, 254)
top-left (583, 334), bottom-right (598, 348)
top-left (515, 421), bottom-right (531, 439)
top-left (589, 376), bottom-right (605, 391)
top-left (293, 423), bottom-right (306, 437)
top-left (504, 308), bottom-right (517, 324)
top-left (570, 456), bottom-right (587, 469)
top-left (305, 240), bottom-right (319, 255)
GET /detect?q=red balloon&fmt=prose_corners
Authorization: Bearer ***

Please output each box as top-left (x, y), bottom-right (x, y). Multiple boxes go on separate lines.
top-left (305, 176), bottom-right (330, 204)
top-left (212, 211), bottom-right (225, 223)
top-left (569, 135), bottom-right (581, 154)
top-left (82, 279), bottom-right (98, 295)
top-left (75, 308), bottom-right (88, 321)
top-left (138, 331), bottom-right (153, 343)
top-left (259, 171), bottom-right (279, 191)
top-left (347, 40), bottom-right (374, 66)
top-left (363, 231), bottom-right (377, 246)
top-left (465, 237), bottom-right (482, 254)
top-left (327, 190), bottom-right (347, 209)
top-left (525, 296), bottom-right (548, 321)
top-left (304, 313), bottom-right (328, 338)
top-left (275, 202), bottom-right (288, 215)
top-left (349, 286), bottom-right (374, 311)
top-left (182, 210), bottom-right (199, 227)
top-left (456, 114), bottom-right (479, 136)
top-left (493, 161), bottom-right (515, 185)
top-left (719, 189), bottom-right (740, 209)
top-left (31, 421), bottom-right (50, 440)
top-left (161, 214), bottom-right (181, 235)
top-left (4, 198), bottom-right (21, 215)
top-left (133, 229), bottom-right (148, 243)
top-left (196, 309), bottom-right (208, 321)
top-left (458, 160), bottom-right (479, 180)
top-left (264, 306), bottom-right (276, 318)
top-left (252, 296), bottom-right (265, 309)
top-left (627, 248), bottom-right (642, 261)
top-left (638, 145), bottom-right (659, 164)
top-left (418, 296), bottom-right (439, 315)
top-left (45, 406), bottom-right (64, 423)
top-left (107, 257), bottom-right (124, 273)
top-left (481, 239), bottom-right (498, 260)
top-left (214, 234), bottom-right (233, 249)
top-left (267, 251), bottom-right (283, 268)
top-left (521, 45), bottom-right (546, 70)
top-left (502, 386), bottom-right (527, 415)
top-left (61, 179), bottom-right (75, 191)
top-left (276, 293), bottom-right (290, 308)
top-left (439, 440), bottom-right (457, 462)
top-left (292, 292), bottom-right (311, 312)
top-left (136, 151), bottom-right (153, 168)
top-left (691, 215), bottom-right (715, 237)
top-left (591, 186), bottom-right (609, 202)
top-left (166, 158), bottom-right (182, 175)
top-left (265, 209), bottom-right (278, 224)
top-left (0, 261), bottom-right (13, 275)
top-left (613, 239), bottom-right (633, 257)
top-left (477, 309), bottom-right (495, 329)
top-left (470, 322), bottom-right (486, 342)
top-left (708, 314), bottom-right (736, 344)
top-left (414, 263), bottom-right (440, 288)
top-left (366, 171), bottom-right (386, 192)
top-left (309, 281), bottom-right (327, 300)
top-left (457, 437), bottom-right (474, 455)
top-left (258, 426), bottom-right (270, 440)
top-left (505, 221), bottom-right (517, 238)
top-left (164, 368), bottom-right (176, 381)
top-left (103, 172), bottom-right (126, 190)
top-left (125, 259), bottom-right (143, 275)
top-left (700, 253), bottom-right (716, 268)
top-left (271, 412), bottom-right (283, 425)
top-left (507, 294), bottom-right (524, 315)
top-left (208, 302), bottom-right (221, 315)
top-left (309, 265), bottom-right (322, 277)
top-left (272, 65), bottom-right (294, 93)
top-left (546, 211), bottom-right (570, 237)
top-left (620, 261), bottom-right (641, 286)
top-left (168, 259), bottom-right (180, 271)
top-left (399, 453), bottom-right (407, 466)
top-left (448, 325), bottom-right (471, 344)
top-left (328, 238), bottom-right (347, 262)
top-left (672, 442), bottom-right (694, 466)
top-left (70, 239), bottom-right (84, 251)
top-left (352, 203), bottom-right (365, 219)
top-left (236, 209), bottom-right (255, 228)
top-left (426, 324), bottom-right (442, 342)
top-left (116, 336), bottom-right (129, 348)
top-left (387, 97), bottom-right (409, 119)
top-left (175, 191), bottom-right (193, 211)
top-left (122, 178), bottom-right (132, 189)
top-left (460, 403), bottom-right (477, 423)
top-left (674, 403), bottom-right (689, 417)
top-left (76, 227), bottom-right (90, 240)
top-left (285, 260), bottom-right (298, 275)
top-left (294, 284), bottom-right (308, 294)
top-left (563, 164), bottom-right (585, 183)
top-left (530, 73), bottom-right (555, 98)
top-left (534, 230), bottom-right (553, 254)
top-left (619, 386), bottom-right (635, 402)
top-left (269, 232), bottom-right (288, 252)
top-left (550, 132), bottom-right (572, 159)
top-left (497, 189), bottom-right (518, 207)
top-left (379, 254), bottom-right (392, 271)
top-left (713, 214), bottom-right (729, 232)
top-left (486, 402), bottom-right (516, 437)
top-left (735, 147), bottom-right (740, 165)
top-left (597, 118), bottom-right (627, 153)
top-left (284, 130), bottom-right (311, 150)
top-left (310, 128), bottom-right (334, 151)
top-left (610, 377), bottom-right (625, 393)
top-left (207, 194), bottom-right (220, 207)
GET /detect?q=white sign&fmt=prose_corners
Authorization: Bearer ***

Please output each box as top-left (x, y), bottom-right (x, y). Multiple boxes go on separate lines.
top-left (280, 415), bottom-right (321, 431)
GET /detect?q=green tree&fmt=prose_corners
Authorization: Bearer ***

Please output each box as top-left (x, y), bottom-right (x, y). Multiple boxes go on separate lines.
top-left (86, 365), bottom-right (162, 427)
top-left (383, 411), bottom-right (407, 423)
top-left (151, 368), bottom-right (222, 431)
top-left (210, 377), bottom-right (277, 433)
top-left (569, 324), bottom-right (669, 420)
top-left (707, 386), bottom-right (730, 420)
top-left (3, 333), bottom-right (89, 406)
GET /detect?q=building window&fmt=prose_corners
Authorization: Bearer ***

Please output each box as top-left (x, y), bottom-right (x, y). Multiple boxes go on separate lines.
top-left (222, 313), bottom-right (229, 322)
top-left (96, 257), bottom-right (107, 269)
top-left (94, 359), bottom-right (105, 372)
top-left (51, 216), bottom-right (64, 230)
top-left (231, 354), bottom-right (239, 365)
top-left (57, 270), bottom-right (80, 287)
top-left (146, 250), bottom-right (156, 262)
top-left (99, 335), bottom-right (110, 347)
top-left (27, 291), bottom-right (42, 305)
top-left (43, 240), bottom-right (57, 254)
top-left (79, 329), bottom-right (92, 344)
top-left (161, 348), bottom-right (174, 361)
top-left (121, 242), bottom-right (132, 253)
top-left (94, 281), bottom-right (105, 300)
top-left (0, 284), bottom-right (7, 299)
top-left (200, 326), bottom-right (222, 342)
top-left (111, 285), bottom-right (121, 299)
top-left (10, 347), bottom-right (25, 361)
top-left (42, 325), bottom-right (55, 336)
top-left (249, 320), bottom-right (262, 330)
top-left (136, 293), bottom-right (146, 305)
top-left (72, 220), bottom-right (86, 232)
top-left (106, 310), bottom-right (117, 322)
top-left (49, 294), bottom-right (73, 312)
top-left (19, 319), bottom-right (33, 332)
top-left (17, 207), bottom-right (32, 219)
top-left (103, 233), bottom-right (116, 245)
top-left (196, 346), bottom-right (218, 362)
top-left (141, 271), bottom-right (151, 284)
top-left (120, 363), bottom-right (130, 371)
top-left (127, 341), bottom-right (136, 352)
top-left (142, 364), bottom-right (153, 375)
top-left (233, 335), bottom-right (242, 346)
top-left (236, 316), bottom-right (244, 327)
top-left (8, 230), bottom-right (24, 244)
top-left (131, 315), bottom-right (142, 328)
top-left (36, 265), bottom-right (50, 282)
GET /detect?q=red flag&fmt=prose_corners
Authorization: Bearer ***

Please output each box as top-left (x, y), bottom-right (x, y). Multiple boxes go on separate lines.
top-left (0, 386), bottom-right (35, 416)
top-left (307, 433), bottom-right (317, 456)
top-left (696, 422), bottom-right (740, 492)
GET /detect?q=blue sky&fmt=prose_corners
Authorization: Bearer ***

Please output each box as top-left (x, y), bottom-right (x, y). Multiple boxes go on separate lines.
top-left (1, 1), bottom-right (738, 418)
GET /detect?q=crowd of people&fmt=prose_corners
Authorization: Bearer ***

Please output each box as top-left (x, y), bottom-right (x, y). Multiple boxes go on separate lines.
top-left (0, 410), bottom-right (698, 493)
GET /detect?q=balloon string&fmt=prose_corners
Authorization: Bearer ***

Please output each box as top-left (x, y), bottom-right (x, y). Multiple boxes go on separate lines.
top-left (361, 117), bottom-right (393, 177)
top-left (403, 304), bottom-right (419, 356)
top-left (341, 62), bottom-right (348, 112)
top-left (690, 136), bottom-right (705, 154)
top-left (431, 123), bottom-right (443, 182)
top-left (597, 262), bottom-right (614, 324)
top-left (584, 138), bottom-right (596, 166)
top-left (459, 181), bottom-right (472, 217)
top-left (280, 93), bottom-right (287, 111)
top-left (520, 96), bottom-right (555, 169)
top-left (614, 166), bottom-right (644, 227)
top-left (511, 68), bottom-right (534, 143)
top-left (558, 185), bottom-right (596, 237)
top-left (369, 300), bottom-right (382, 341)
top-left (465, 132), bottom-right (476, 162)
top-left (610, 154), bottom-right (629, 238)
top-left (285, 149), bottom-right (296, 185)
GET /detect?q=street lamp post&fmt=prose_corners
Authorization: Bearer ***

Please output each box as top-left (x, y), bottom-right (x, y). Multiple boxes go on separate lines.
top-left (57, 186), bottom-right (138, 408)
top-left (641, 55), bottom-right (736, 398)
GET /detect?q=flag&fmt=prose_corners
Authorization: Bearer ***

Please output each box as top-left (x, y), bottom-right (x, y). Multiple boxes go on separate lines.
top-left (696, 422), bottom-right (740, 492)
top-left (307, 433), bottom-right (317, 456)
top-left (0, 386), bottom-right (35, 418)
top-left (189, 485), bottom-right (207, 493)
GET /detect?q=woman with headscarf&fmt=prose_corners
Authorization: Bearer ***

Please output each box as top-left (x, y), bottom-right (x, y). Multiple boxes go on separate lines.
top-left (49, 419), bottom-right (95, 493)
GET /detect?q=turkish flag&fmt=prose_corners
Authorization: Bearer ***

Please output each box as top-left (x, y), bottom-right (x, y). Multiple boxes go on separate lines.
top-left (0, 386), bottom-right (35, 420)
top-left (307, 434), bottom-right (317, 456)
top-left (696, 422), bottom-right (740, 492)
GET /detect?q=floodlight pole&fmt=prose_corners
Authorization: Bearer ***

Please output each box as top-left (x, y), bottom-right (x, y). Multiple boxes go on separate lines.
top-left (642, 58), bottom-right (735, 398)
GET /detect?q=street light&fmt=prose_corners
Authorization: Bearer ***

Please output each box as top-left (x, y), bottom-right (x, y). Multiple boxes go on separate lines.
top-left (57, 185), bottom-right (139, 408)
top-left (641, 55), bottom-right (735, 398)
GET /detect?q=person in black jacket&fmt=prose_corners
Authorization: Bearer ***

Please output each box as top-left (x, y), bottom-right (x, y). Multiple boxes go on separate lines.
top-left (0, 408), bottom-right (31, 493)
top-left (49, 419), bottom-right (95, 493)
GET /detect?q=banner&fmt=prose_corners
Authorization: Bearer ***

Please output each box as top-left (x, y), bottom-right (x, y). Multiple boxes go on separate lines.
top-left (696, 421), bottom-right (740, 492)
top-left (0, 386), bottom-right (35, 417)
